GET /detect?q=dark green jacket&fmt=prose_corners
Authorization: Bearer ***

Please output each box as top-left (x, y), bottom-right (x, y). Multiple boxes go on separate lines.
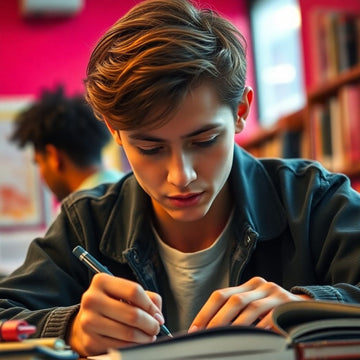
top-left (0, 145), bottom-right (360, 340)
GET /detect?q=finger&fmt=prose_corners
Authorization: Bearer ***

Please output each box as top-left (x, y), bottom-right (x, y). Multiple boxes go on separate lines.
top-left (255, 311), bottom-right (275, 331)
top-left (146, 291), bottom-right (163, 313)
top-left (189, 286), bottom-right (252, 331)
top-left (190, 277), bottom-right (293, 332)
top-left (205, 288), bottom-right (268, 328)
top-left (85, 310), bottom-right (158, 344)
top-left (97, 274), bottom-right (149, 308)
top-left (86, 275), bottom-right (161, 335)
top-left (94, 274), bottom-right (163, 322)
top-left (80, 309), bottom-right (157, 343)
top-left (73, 295), bottom-right (158, 356)
top-left (231, 286), bottom-right (297, 327)
top-left (230, 297), bottom-right (273, 326)
top-left (146, 291), bottom-right (165, 325)
top-left (189, 278), bottom-right (269, 331)
top-left (102, 297), bottom-right (162, 335)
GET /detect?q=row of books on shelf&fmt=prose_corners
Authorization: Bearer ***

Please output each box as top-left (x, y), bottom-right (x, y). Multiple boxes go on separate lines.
top-left (309, 82), bottom-right (360, 174)
top-left (243, 128), bottom-right (360, 193)
top-left (244, 131), bottom-right (304, 160)
top-left (312, 9), bottom-right (360, 83)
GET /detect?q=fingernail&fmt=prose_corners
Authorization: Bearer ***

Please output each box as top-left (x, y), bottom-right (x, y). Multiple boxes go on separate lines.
top-left (188, 325), bottom-right (198, 333)
top-left (154, 312), bottom-right (165, 325)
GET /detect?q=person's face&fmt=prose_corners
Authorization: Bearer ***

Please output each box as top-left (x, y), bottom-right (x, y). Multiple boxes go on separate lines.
top-left (34, 148), bottom-right (70, 201)
top-left (109, 83), bottom-right (251, 223)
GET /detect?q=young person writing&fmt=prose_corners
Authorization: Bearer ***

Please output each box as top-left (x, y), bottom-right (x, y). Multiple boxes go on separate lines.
top-left (0, 0), bottom-right (360, 357)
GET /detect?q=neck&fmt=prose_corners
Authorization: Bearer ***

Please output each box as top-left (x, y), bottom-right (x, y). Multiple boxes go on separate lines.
top-left (68, 164), bottom-right (103, 192)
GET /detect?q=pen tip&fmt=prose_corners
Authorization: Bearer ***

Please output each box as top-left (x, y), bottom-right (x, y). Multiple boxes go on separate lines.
top-left (160, 325), bottom-right (173, 337)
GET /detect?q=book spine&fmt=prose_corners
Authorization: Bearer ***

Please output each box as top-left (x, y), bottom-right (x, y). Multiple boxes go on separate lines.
top-left (311, 10), bottom-right (360, 84)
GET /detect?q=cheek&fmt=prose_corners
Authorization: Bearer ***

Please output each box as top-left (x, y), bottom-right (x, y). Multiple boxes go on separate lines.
top-left (124, 151), bottom-right (164, 190)
top-left (41, 168), bottom-right (53, 188)
top-left (201, 141), bottom-right (234, 180)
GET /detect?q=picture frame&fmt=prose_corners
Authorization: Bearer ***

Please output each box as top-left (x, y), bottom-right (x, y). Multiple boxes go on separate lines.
top-left (0, 97), bottom-right (51, 231)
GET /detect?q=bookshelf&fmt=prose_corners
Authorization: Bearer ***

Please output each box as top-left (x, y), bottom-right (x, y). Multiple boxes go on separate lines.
top-left (238, 8), bottom-right (360, 190)
top-left (238, 109), bottom-right (305, 159)
top-left (306, 64), bottom-right (360, 176)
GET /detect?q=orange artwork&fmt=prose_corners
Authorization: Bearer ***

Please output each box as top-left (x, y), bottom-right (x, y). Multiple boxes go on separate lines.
top-left (0, 98), bottom-right (50, 230)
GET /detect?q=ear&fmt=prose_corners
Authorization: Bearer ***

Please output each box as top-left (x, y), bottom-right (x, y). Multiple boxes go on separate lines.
top-left (235, 86), bottom-right (254, 134)
top-left (44, 144), bottom-right (63, 171)
top-left (103, 118), bottom-right (122, 146)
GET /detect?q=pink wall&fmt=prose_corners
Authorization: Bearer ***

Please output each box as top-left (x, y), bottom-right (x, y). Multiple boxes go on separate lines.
top-left (2, 1), bottom-right (359, 142)
top-left (0, 0), bottom-right (138, 97)
top-left (0, 0), bottom-right (258, 135)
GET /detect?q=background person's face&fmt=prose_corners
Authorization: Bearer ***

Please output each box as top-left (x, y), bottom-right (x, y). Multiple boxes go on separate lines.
top-left (34, 150), bottom-right (70, 201)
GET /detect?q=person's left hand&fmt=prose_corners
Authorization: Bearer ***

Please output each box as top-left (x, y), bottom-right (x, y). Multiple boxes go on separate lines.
top-left (188, 276), bottom-right (311, 333)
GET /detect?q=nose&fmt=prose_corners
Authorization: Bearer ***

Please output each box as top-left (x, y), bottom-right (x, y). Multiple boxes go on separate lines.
top-left (167, 151), bottom-right (197, 188)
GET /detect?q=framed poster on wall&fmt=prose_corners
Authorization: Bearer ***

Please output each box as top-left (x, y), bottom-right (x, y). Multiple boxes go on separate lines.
top-left (0, 97), bottom-right (52, 231)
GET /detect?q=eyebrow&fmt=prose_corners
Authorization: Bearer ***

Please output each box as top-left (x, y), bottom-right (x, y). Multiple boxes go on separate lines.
top-left (128, 123), bottom-right (222, 142)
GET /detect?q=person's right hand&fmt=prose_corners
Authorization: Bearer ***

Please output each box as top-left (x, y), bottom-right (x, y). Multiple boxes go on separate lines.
top-left (68, 273), bottom-right (165, 356)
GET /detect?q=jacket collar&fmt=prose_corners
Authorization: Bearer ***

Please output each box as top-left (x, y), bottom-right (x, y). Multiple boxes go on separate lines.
top-left (99, 174), bottom-right (155, 263)
top-left (230, 146), bottom-right (287, 241)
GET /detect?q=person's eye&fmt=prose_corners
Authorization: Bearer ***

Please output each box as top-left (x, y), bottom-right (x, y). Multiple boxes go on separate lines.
top-left (193, 135), bottom-right (218, 148)
top-left (137, 146), bottom-right (163, 155)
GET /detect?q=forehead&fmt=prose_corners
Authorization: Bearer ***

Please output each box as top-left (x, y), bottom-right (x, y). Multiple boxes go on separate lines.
top-left (125, 83), bottom-right (234, 139)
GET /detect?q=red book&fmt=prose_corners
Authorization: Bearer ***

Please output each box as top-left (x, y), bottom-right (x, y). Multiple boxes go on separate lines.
top-left (339, 83), bottom-right (360, 165)
top-left (296, 339), bottom-right (360, 360)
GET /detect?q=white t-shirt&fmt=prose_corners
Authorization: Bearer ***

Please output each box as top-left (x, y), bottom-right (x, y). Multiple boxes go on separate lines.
top-left (153, 212), bottom-right (233, 333)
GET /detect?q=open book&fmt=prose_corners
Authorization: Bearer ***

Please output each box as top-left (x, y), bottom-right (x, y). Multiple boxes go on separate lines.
top-left (91, 300), bottom-right (360, 360)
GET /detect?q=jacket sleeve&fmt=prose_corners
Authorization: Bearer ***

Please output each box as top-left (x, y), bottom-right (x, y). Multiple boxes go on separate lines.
top-left (0, 207), bottom-right (90, 339)
top-left (287, 165), bottom-right (360, 303)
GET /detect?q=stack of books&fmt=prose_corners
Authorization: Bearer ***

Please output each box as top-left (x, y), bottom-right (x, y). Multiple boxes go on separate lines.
top-left (89, 300), bottom-right (360, 360)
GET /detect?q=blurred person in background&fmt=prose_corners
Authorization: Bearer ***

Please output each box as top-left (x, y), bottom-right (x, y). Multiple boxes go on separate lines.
top-left (10, 86), bottom-right (124, 201)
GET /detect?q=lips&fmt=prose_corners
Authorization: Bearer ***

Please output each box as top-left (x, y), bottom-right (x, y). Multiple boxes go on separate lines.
top-left (167, 192), bottom-right (203, 208)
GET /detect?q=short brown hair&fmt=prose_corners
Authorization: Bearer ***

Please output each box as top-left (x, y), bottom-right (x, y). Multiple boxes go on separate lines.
top-left (86, 0), bottom-right (247, 130)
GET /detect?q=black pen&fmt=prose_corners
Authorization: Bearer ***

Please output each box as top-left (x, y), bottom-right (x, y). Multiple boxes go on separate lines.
top-left (72, 245), bottom-right (173, 338)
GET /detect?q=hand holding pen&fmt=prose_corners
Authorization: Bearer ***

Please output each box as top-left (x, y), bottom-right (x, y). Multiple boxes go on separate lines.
top-left (69, 245), bottom-right (171, 357)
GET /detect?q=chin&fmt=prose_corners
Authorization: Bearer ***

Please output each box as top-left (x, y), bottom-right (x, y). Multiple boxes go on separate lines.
top-left (167, 205), bottom-right (210, 223)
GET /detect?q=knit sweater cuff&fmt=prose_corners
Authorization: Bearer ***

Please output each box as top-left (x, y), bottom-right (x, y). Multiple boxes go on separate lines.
top-left (41, 305), bottom-right (80, 339)
top-left (291, 285), bottom-right (345, 302)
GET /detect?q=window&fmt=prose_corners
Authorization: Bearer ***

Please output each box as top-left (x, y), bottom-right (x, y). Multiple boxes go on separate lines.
top-left (249, 0), bottom-right (305, 127)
